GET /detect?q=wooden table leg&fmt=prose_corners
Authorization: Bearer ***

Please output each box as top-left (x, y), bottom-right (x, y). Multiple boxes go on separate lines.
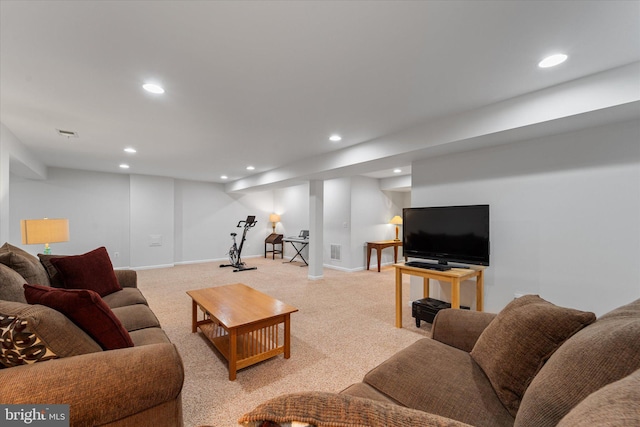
top-left (284, 314), bottom-right (291, 359)
top-left (393, 245), bottom-right (398, 264)
top-left (191, 300), bottom-right (197, 333)
top-left (229, 329), bottom-right (237, 381)
top-left (476, 270), bottom-right (484, 311)
top-left (395, 267), bottom-right (402, 328)
top-left (451, 278), bottom-right (461, 309)
top-left (423, 277), bottom-right (429, 299)
top-left (366, 245), bottom-right (372, 270)
top-left (377, 248), bottom-right (382, 272)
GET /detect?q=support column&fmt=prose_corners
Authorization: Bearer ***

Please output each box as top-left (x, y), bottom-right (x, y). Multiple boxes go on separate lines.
top-left (308, 180), bottom-right (324, 279)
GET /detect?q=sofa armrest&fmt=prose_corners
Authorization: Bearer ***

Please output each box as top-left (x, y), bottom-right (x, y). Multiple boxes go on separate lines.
top-left (115, 269), bottom-right (137, 288)
top-left (239, 391), bottom-right (474, 427)
top-left (431, 309), bottom-right (496, 352)
top-left (1, 343), bottom-right (184, 426)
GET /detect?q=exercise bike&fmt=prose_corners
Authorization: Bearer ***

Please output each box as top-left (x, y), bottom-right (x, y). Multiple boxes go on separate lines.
top-left (220, 215), bottom-right (257, 272)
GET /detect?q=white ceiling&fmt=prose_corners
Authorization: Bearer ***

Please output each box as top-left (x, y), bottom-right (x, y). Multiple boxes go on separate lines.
top-left (1, 1), bottom-right (639, 190)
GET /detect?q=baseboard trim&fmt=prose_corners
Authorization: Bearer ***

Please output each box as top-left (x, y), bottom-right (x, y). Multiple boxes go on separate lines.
top-left (132, 263), bottom-right (175, 271)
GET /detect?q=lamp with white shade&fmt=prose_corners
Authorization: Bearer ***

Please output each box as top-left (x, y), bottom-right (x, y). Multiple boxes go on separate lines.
top-left (269, 213), bottom-right (281, 233)
top-left (390, 215), bottom-right (403, 241)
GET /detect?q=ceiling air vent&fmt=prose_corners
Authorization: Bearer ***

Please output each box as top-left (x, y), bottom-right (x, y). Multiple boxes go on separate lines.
top-left (56, 129), bottom-right (78, 138)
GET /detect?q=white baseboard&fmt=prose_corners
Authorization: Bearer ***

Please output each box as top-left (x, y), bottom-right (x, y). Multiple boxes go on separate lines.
top-left (132, 263), bottom-right (175, 271)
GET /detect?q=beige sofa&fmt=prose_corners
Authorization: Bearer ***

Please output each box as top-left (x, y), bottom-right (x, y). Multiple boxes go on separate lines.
top-left (0, 243), bottom-right (184, 426)
top-left (240, 295), bottom-right (640, 427)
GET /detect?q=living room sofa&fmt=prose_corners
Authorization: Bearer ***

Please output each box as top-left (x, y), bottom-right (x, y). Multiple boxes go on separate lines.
top-left (0, 243), bottom-right (184, 426)
top-left (239, 295), bottom-right (640, 427)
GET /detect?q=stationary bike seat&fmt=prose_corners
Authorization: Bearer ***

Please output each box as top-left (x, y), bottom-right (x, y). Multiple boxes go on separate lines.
top-left (230, 232), bottom-right (237, 236)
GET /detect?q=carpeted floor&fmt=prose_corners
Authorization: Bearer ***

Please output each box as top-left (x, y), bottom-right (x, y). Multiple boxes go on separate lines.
top-left (136, 257), bottom-right (431, 427)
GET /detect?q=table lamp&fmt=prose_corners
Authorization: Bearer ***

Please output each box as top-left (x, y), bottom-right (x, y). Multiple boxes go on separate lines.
top-left (390, 215), bottom-right (403, 241)
top-left (21, 218), bottom-right (69, 254)
top-left (269, 213), bottom-right (281, 233)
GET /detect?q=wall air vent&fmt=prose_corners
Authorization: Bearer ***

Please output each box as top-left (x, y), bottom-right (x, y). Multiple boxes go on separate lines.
top-left (330, 244), bottom-right (341, 261)
top-left (56, 129), bottom-right (78, 138)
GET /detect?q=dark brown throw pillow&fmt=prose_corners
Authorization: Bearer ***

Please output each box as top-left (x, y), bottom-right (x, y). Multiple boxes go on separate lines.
top-left (48, 247), bottom-right (121, 297)
top-left (24, 283), bottom-right (134, 350)
top-left (470, 295), bottom-right (595, 417)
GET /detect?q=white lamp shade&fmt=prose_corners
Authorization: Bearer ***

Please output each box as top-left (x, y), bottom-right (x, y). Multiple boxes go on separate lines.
top-left (269, 214), bottom-right (281, 223)
top-left (390, 215), bottom-right (403, 225)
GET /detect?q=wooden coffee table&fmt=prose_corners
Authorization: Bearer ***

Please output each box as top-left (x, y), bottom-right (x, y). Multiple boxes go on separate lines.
top-left (187, 283), bottom-right (298, 380)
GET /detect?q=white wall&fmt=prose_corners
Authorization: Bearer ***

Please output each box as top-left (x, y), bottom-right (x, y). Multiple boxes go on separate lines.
top-left (9, 168), bottom-right (277, 269)
top-left (130, 175), bottom-right (175, 268)
top-left (324, 177), bottom-right (352, 269)
top-left (274, 183), bottom-right (309, 237)
top-left (9, 168), bottom-right (131, 267)
top-left (323, 176), bottom-right (409, 271)
top-left (350, 176), bottom-right (406, 269)
top-left (411, 119), bottom-right (640, 316)
top-left (273, 183), bottom-right (310, 262)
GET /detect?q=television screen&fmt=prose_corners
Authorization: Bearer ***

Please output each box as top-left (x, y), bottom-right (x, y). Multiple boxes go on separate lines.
top-left (403, 205), bottom-right (490, 266)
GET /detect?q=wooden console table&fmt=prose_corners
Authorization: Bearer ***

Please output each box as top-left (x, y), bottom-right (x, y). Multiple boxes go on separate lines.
top-left (394, 262), bottom-right (485, 328)
top-left (366, 240), bottom-right (402, 272)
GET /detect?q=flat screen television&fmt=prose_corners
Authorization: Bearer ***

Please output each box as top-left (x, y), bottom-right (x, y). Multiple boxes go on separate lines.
top-left (403, 205), bottom-right (490, 266)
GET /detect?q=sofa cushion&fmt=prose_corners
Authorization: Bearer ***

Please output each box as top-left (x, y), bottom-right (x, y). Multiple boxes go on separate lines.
top-left (102, 287), bottom-right (148, 309)
top-left (0, 300), bottom-right (101, 367)
top-left (24, 283), bottom-right (133, 350)
top-left (48, 247), bottom-right (121, 297)
top-left (0, 243), bottom-right (50, 286)
top-left (362, 338), bottom-right (513, 427)
top-left (515, 298), bottom-right (640, 427)
top-left (0, 263), bottom-right (28, 303)
top-left (556, 368), bottom-right (640, 427)
top-left (128, 327), bottom-right (171, 346)
top-left (239, 391), bottom-right (475, 427)
top-left (111, 304), bottom-right (161, 332)
top-left (470, 295), bottom-right (595, 417)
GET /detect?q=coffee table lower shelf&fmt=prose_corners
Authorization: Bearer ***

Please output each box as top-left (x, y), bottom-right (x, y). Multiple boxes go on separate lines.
top-left (195, 315), bottom-right (290, 380)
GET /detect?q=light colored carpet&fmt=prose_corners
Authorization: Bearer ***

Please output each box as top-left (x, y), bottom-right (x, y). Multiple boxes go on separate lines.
top-left (136, 257), bottom-right (431, 427)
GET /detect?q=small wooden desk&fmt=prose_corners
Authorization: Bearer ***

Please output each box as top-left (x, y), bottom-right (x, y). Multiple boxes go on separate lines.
top-left (265, 233), bottom-right (283, 259)
top-left (367, 240), bottom-right (402, 272)
top-left (394, 262), bottom-right (485, 328)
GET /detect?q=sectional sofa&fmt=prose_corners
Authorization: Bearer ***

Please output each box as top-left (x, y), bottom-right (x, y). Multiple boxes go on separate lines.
top-left (240, 295), bottom-right (640, 427)
top-left (0, 243), bottom-right (184, 426)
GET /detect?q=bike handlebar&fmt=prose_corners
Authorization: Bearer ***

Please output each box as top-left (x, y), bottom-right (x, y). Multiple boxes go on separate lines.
top-left (236, 217), bottom-right (257, 228)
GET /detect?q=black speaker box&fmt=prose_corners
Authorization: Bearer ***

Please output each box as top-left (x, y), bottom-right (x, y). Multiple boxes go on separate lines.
top-left (412, 297), bottom-right (469, 327)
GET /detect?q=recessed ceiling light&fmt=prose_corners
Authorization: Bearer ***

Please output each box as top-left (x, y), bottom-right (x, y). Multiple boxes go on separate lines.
top-left (393, 168), bottom-right (402, 174)
top-left (220, 175), bottom-right (228, 180)
top-left (119, 164), bottom-right (130, 169)
top-left (329, 134), bottom-right (342, 142)
top-left (246, 166), bottom-right (255, 171)
top-left (538, 53), bottom-right (568, 68)
top-left (124, 147), bottom-right (137, 153)
top-left (142, 83), bottom-right (165, 94)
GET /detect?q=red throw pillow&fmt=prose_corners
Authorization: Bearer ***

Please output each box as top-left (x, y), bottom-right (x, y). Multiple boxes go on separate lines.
top-left (49, 247), bottom-right (121, 297)
top-left (24, 283), bottom-right (134, 350)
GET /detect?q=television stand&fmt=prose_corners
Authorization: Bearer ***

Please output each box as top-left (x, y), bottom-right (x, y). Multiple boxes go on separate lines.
top-left (393, 262), bottom-right (485, 328)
